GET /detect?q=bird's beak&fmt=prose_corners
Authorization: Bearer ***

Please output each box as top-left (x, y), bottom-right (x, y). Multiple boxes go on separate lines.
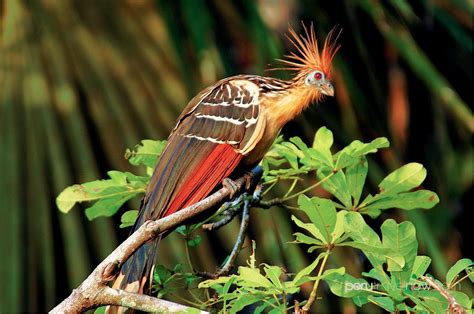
top-left (319, 81), bottom-right (334, 97)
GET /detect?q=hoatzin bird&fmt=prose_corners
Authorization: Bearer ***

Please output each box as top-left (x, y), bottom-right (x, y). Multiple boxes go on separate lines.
top-left (109, 25), bottom-right (339, 310)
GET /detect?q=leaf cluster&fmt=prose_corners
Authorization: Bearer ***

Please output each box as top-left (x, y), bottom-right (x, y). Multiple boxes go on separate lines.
top-left (202, 128), bottom-right (471, 312)
top-left (56, 128), bottom-right (471, 312)
top-left (56, 140), bottom-right (166, 222)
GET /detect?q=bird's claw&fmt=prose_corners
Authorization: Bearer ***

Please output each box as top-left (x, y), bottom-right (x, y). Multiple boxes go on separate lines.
top-left (222, 178), bottom-right (239, 199)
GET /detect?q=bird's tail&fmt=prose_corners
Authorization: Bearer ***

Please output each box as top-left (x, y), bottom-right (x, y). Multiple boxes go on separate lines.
top-left (106, 234), bottom-right (161, 313)
top-left (115, 236), bottom-right (161, 292)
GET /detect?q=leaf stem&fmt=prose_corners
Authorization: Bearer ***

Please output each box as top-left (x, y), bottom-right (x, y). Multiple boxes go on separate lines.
top-left (186, 288), bottom-right (203, 304)
top-left (184, 236), bottom-right (195, 272)
top-left (283, 179), bottom-right (299, 198)
top-left (168, 292), bottom-right (202, 308)
top-left (263, 179), bottom-right (279, 195)
top-left (282, 172), bottom-right (335, 202)
top-left (450, 271), bottom-right (472, 290)
top-left (302, 251), bottom-right (330, 312)
top-left (360, 288), bottom-right (388, 296)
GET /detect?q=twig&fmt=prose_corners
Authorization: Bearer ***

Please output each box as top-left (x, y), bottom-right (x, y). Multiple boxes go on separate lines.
top-left (202, 194), bottom-right (246, 230)
top-left (198, 182), bottom-right (263, 278)
top-left (421, 276), bottom-right (466, 314)
top-left (302, 251), bottom-right (330, 312)
top-left (50, 167), bottom-right (263, 313)
top-left (198, 196), bottom-right (252, 279)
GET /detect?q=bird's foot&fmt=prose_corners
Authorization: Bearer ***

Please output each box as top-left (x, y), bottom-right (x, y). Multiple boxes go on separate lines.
top-left (222, 177), bottom-right (239, 199)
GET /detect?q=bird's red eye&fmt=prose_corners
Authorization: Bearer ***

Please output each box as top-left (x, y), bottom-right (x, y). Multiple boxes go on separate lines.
top-left (314, 72), bottom-right (323, 81)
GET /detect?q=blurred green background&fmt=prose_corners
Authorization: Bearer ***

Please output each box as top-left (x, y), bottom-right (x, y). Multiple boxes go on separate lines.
top-left (0, 0), bottom-right (472, 312)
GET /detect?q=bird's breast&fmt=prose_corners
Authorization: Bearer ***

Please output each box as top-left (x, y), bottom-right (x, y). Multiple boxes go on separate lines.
top-left (240, 111), bottom-right (282, 167)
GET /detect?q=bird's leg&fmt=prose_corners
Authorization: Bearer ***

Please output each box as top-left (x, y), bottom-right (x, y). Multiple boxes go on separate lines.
top-left (245, 165), bottom-right (264, 191)
top-left (222, 165), bottom-right (263, 199)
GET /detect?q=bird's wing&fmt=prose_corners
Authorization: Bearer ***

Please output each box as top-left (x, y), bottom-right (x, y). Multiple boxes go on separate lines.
top-left (140, 77), bottom-right (265, 221)
top-left (109, 77), bottom-right (267, 300)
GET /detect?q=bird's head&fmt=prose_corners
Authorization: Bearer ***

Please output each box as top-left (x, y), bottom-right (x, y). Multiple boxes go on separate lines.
top-left (277, 24), bottom-right (341, 101)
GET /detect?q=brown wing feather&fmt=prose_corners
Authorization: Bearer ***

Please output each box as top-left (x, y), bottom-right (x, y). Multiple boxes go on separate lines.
top-left (142, 76), bottom-right (263, 219)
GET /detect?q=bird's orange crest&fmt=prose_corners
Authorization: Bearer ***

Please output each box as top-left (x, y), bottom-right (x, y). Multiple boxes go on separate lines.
top-left (276, 23), bottom-right (341, 80)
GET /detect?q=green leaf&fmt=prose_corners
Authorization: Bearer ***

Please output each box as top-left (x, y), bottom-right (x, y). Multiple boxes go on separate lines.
top-left (396, 303), bottom-right (415, 311)
top-left (332, 211), bottom-right (346, 241)
top-left (344, 212), bottom-right (384, 267)
top-left (321, 267), bottom-right (346, 278)
top-left (323, 272), bottom-right (372, 297)
top-left (367, 296), bottom-right (395, 311)
top-left (409, 289), bottom-right (449, 312)
top-left (119, 210), bottom-right (139, 228)
top-left (363, 190), bottom-right (439, 211)
top-left (387, 274), bottom-right (405, 301)
top-left (153, 265), bottom-right (172, 286)
top-left (291, 253), bottom-right (326, 286)
top-left (297, 195), bottom-right (337, 243)
top-left (187, 235), bottom-right (202, 248)
top-left (254, 302), bottom-right (270, 314)
top-left (85, 191), bottom-right (138, 220)
top-left (56, 171), bottom-right (146, 214)
top-left (291, 215), bottom-right (326, 244)
top-left (276, 145), bottom-right (300, 169)
top-left (446, 258), bottom-right (473, 288)
top-left (198, 275), bottom-right (234, 288)
top-left (269, 304), bottom-right (287, 314)
top-left (361, 268), bottom-right (392, 294)
top-left (411, 256), bottom-right (432, 279)
top-left (221, 276), bottom-right (236, 295)
top-left (264, 265), bottom-right (283, 289)
top-left (317, 168), bottom-right (352, 208)
top-left (352, 296), bottom-right (369, 307)
top-left (94, 307), bottom-right (106, 314)
top-left (449, 291), bottom-right (472, 310)
top-left (378, 163), bottom-right (427, 196)
top-left (346, 157), bottom-right (368, 206)
top-left (237, 266), bottom-right (272, 288)
top-left (293, 232), bottom-right (324, 246)
top-left (301, 127), bottom-right (334, 168)
top-left (313, 126), bottom-right (334, 150)
top-left (335, 137), bottom-right (389, 169)
top-left (174, 225), bottom-right (187, 236)
top-left (338, 241), bottom-right (390, 255)
top-left (125, 139), bottom-right (166, 168)
top-left (302, 149), bottom-right (332, 169)
top-left (381, 220), bottom-right (417, 278)
top-left (280, 141), bottom-right (305, 158)
top-left (230, 294), bottom-right (262, 312)
top-left (290, 136), bottom-right (309, 153)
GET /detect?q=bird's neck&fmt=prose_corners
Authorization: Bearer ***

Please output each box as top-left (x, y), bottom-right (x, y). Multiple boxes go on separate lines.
top-left (263, 83), bottom-right (317, 128)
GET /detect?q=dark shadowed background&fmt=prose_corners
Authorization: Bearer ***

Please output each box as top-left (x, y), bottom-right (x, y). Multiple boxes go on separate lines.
top-left (0, 0), bottom-right (472, 312)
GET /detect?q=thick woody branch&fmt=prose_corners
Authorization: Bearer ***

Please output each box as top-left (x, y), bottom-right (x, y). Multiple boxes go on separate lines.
top-left (51, 167), bottom-right (263, 313)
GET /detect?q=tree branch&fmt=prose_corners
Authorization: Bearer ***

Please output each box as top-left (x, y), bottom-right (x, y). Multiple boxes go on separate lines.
top-left (50, 167), bottom-right (263, 313)
top-left (421, 276), bottom-right (466, 314)
top-left (203, 183), bottom-right (263, 278)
